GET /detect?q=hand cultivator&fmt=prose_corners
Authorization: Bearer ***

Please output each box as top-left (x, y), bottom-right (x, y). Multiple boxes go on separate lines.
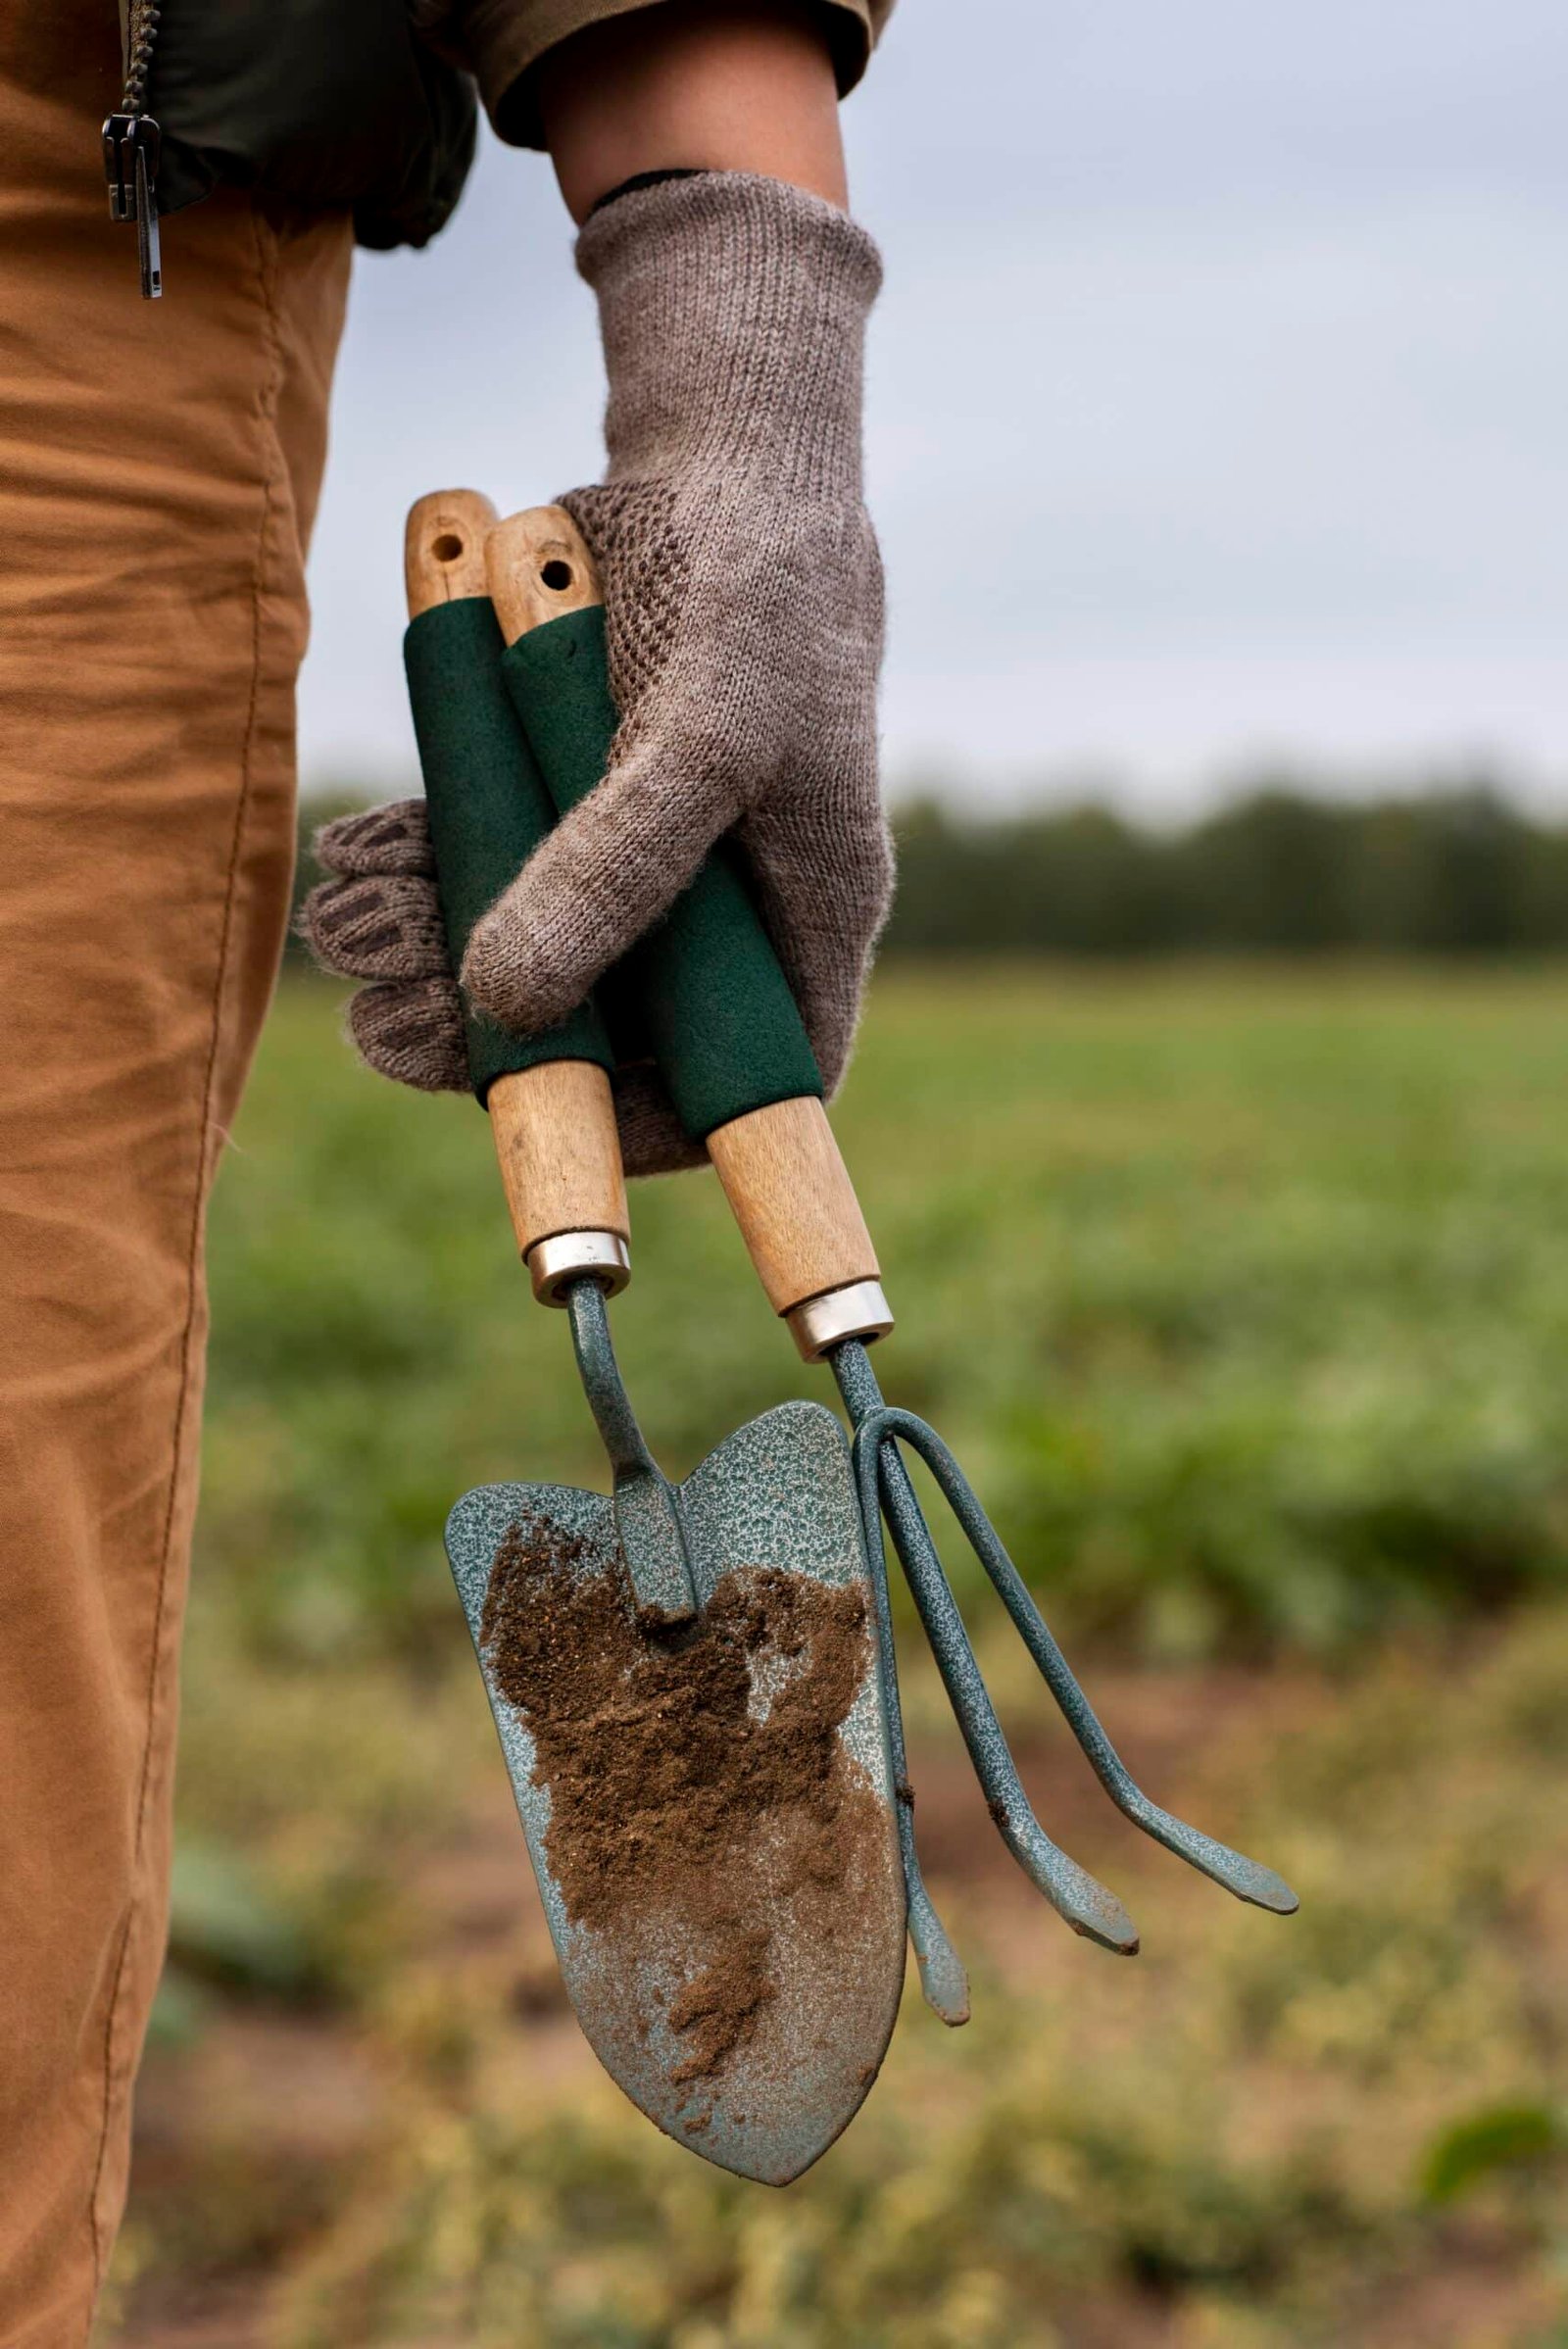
top-left (397, 490), bottom-right (1297, 2186)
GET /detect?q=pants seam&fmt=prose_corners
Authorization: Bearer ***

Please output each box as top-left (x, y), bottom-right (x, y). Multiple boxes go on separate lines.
top-left (82, 202), bottom-right (289, 2312)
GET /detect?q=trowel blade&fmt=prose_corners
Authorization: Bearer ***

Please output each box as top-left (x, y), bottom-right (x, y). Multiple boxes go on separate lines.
top-left (444, 1398), bottom-right (907, 2186)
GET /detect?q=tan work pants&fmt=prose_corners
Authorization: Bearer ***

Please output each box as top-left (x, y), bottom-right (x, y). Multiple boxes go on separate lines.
top-left (0, 11), bottom-right (353, 2340)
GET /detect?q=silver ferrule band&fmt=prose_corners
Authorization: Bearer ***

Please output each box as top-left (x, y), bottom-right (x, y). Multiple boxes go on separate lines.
top-left (784, 1278), bottom-right (895, 1363)
top-left (526, 1229), bottom-right (631, 1306)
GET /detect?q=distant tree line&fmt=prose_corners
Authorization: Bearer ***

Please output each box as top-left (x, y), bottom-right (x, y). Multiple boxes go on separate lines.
top-left (294, 779), bottom-right (1568, 965)
top-left (884, 783), bottom-right (1568, 956)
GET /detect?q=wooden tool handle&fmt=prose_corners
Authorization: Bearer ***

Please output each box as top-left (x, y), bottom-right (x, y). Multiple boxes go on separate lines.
top-left (706, 1094), bottom-right (882, 1313)
top-left (405, 487), bottom-right (495, 614)
top-left (486, 504), bottom-right (890, 1358)
top-left (487, 1057), bottom-right (629, 1291)
top-left (486, 505), bottom-right (600, 636)
top-left (405, 491), bottom-right (629, 1300)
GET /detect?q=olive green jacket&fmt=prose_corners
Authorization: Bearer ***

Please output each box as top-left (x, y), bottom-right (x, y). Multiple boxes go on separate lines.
top-left (124, 0), bottom-right (888, 253)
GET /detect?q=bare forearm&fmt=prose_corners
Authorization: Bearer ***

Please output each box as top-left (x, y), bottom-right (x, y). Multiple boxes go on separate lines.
top-left (538, 0), bottom-right (848, 222)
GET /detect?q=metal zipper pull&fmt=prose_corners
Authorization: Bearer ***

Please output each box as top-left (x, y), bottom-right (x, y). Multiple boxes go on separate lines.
top-left (101, 111), bottom-right (163, 301)
top-left (133, 133), bottom-right (162, 299)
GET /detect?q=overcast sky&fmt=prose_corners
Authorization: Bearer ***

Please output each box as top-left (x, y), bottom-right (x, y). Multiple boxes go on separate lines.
top-left (298, 0), bottom-right (1568, 811)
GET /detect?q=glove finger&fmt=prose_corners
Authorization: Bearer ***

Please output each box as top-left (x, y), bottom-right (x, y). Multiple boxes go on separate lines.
top-left (300, 872), bottom-right (451, 983)
top-left (739, 799), bottom-right (895, 1097)
top-left (314, 799), bottom-right (435, 880)
top-left (612, 1064), bottom-right (707, 1178)
top-left (346, 978), bottom-right (468, 1093)
top-left (460, 721), bottom-right (742, 1037)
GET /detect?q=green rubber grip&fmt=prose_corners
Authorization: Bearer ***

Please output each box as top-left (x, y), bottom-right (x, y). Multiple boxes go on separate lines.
top-left (403, 597), bottom-right (613, 1104)
top-left (501, 606), bottom-right (821, 1143)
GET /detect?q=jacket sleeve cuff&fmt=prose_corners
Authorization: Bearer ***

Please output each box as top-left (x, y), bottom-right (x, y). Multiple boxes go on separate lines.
top-left (455, 0), bottom-right (886, 151)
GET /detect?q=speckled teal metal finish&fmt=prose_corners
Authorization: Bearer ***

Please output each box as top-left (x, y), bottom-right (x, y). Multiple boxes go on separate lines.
top-left (564, 1280), bottom-right (697, 1624)
top-left (443, 1372), bottom-right (907, 2185)
top-left (852, 1463), bottom-right (971, 2026)
top-left (830, 1341), bottom-right (1298, 1958)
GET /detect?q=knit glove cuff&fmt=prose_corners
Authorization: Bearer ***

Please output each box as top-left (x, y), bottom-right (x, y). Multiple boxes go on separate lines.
top-left (576, 169), bottom-right (881, 489)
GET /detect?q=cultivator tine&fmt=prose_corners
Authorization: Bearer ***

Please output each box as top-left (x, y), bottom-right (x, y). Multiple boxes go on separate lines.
top-left (857, 1398), bottom-right (1298, 1921)
top-left (859, 1487), bottom-right (970, 2024)
top-left (851, 1416), bottom-right (1141, 1955)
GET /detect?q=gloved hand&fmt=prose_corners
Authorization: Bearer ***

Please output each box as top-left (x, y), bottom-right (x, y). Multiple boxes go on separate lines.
top-left (298, 798), bottom-right (701, 1174)
top-left (466, 170), bottom-right (891, 1103)
top-left (300, 798), bottom-right (462, 1085)
top-left (303, 171), bottom-right (890, 1170)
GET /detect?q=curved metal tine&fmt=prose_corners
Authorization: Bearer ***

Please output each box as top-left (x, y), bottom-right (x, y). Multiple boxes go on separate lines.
top-left (832, 1345), bottom-right (970, 2014)
top-left (868, 1406), bottom-right (1298, 1918)
top-left (856, 1475), bottom-right (970, 2024)
top-left (852, 1422), bottom-right (1140, 1957)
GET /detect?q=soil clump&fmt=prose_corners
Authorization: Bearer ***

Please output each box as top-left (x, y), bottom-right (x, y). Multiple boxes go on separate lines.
top-left (480, 1515), bottom-right (880, 2087)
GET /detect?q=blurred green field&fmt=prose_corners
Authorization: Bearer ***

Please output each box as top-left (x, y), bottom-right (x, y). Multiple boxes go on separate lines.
top-left (105, 967), bottom-right (1568, 2347)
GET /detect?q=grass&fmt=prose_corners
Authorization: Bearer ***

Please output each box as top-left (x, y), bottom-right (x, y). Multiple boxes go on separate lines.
top-left (103, 965), bottom-right (1568, 2346)
top-left (205, 963), bottom-right (1568, 1661)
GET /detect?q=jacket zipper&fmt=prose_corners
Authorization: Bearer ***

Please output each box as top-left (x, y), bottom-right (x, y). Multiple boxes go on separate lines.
top-left (102, 0), bottom-right (163, 298)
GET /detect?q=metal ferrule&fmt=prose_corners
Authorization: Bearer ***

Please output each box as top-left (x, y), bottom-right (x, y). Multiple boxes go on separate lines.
top-left (526, 1229), bottom-right (631, 1306)
top-left (785, 1278), bottom-right (894, 1362)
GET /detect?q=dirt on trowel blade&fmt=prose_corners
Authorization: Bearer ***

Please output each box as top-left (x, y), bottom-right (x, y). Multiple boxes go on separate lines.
top-left (479, 1513), bottom-right (906, 2140)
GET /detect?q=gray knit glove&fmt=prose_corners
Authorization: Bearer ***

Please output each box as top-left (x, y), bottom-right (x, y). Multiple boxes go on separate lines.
top-left (300, 800), bottom-right (462, 1082)
top-left (302, 172), bottom-right (889, 1171)
top-left (299, 801), bottom-right (701, 1175)
top-left (463, 171), bottom-right (892, 1101)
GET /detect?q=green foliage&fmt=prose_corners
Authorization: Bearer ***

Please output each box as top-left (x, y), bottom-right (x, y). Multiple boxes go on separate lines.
top-left (301, 777), bottom-right (1568, 964)
top-left (167, 1839), bottom-right (318, 1998)
top-left (886, 783), bottom-right (1568, 958)
top-left (270, 1609), bottom-right (1568, 2346)
top-left (1419, 2103), bottom-right (1567, 2206)
top-left (210, 964), bottom-right (1568, 1663)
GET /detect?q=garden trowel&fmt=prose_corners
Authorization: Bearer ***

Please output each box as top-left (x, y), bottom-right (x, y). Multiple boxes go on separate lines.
top-left (402, 493), bottom-right (907, 2185)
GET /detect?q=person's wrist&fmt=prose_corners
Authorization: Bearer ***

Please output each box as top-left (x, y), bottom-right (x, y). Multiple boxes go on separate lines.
top-left (588, 166), bottom-right (709, 220)
top-left (539, 0), bottom-right (848, 223)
